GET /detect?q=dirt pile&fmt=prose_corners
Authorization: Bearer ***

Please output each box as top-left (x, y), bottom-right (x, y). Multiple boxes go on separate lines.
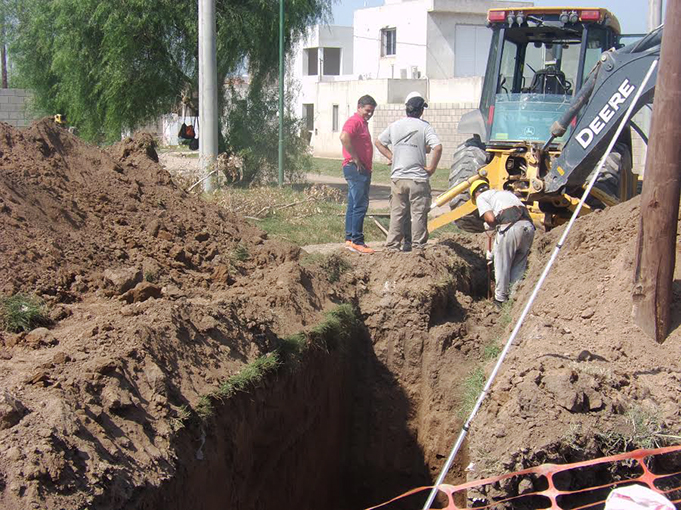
top-left (0, 118), bottom-right (491, 510)
top-left (0, 119), bottom-right (347, 509)
top-left (466, 197), bottom-right (681, 502)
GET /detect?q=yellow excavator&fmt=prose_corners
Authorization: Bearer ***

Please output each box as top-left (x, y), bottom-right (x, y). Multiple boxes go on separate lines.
top-left (429, 7), bottom-right (661, 233)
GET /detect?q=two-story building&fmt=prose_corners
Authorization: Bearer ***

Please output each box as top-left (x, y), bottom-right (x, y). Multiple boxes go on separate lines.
top-left (290, 0), bottom-right (533, 164)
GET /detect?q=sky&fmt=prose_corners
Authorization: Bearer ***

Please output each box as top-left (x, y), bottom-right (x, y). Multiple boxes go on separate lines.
top-left (331, 0), bottom-right (665, 35)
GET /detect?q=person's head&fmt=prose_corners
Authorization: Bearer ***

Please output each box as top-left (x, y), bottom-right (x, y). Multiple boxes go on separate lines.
top-left (470, 179), bottom-right (490, 204)
top-left (405, 91), bottom-right (428, 118)
top-left (357, 95), bottom-right (377, 121)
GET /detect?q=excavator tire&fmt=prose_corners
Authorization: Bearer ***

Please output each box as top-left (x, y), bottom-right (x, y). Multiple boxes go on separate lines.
top-left (447, 137), bottom-right (489, 233)
top-left (590, 142), bottom-right (634, 204)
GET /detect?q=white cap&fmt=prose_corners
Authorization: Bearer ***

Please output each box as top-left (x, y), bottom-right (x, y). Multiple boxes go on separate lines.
top-left (404, 91), bottom-right (424, 105)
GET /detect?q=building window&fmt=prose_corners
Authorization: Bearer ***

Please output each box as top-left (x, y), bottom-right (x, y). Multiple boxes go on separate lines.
top-left (381, 28), bottom-right (396, 57)
top-left (332, 105), bottom-right (339, 132)
top-left (304, 48), bottom-right (318, 76)
top-left (323, 47), bottom-right (341, 75)
top-left (303, 104), bottom-right (314, 131)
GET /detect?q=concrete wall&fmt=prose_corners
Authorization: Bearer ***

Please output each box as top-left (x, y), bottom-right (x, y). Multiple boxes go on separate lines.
top-left (429, 76), bottom-right (483, 103)
top-left (0, 89), bottom-right (36, 128)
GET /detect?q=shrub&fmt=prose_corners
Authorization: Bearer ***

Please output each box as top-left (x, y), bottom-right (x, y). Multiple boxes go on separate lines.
top-left (0, 293), bottom-right (49, 333)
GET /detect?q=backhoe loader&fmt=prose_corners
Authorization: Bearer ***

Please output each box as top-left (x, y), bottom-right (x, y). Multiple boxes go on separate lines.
top-left (428, 7), bottom-right (662, 233)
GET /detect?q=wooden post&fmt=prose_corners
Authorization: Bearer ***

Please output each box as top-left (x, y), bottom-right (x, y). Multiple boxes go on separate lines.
top-left (632, 0), bottom-right (681, 343)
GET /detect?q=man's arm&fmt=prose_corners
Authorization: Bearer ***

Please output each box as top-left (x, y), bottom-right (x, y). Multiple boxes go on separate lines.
top-left (481, 211), bottom-right (496, 226)
top-left (476, 194), bottom-right (497, 227)
top-left (340, 131), bottom-right (364, 170)
top-left (424, 144), bottom-right (442, 175)
top-left (374, 139), bottom-right (393, 165)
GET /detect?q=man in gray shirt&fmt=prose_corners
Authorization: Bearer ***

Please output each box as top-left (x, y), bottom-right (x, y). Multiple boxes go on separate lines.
top-left (375, 92), bottom-right (442, 250)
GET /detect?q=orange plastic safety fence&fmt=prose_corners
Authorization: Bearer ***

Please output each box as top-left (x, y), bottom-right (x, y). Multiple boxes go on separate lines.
top-left (366, 445), bottom-right (681, 510)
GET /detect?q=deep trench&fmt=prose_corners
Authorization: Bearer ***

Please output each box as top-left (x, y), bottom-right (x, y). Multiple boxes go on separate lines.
top-left (133, 326), bottom-right (439, 510)
top-left (136, 251), bottom-right (491, 510)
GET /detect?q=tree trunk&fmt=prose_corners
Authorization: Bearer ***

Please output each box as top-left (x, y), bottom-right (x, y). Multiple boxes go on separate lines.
top-left (632, 1), bottom-right (681, 343)
top-left (1, 43), bottom-right (7, 89)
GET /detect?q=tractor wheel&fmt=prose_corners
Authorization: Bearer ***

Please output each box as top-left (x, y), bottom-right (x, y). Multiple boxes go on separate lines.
top-left (590, 142), bottom-right (634, 204)
top-left (447, 137), bottom-right (489, 233)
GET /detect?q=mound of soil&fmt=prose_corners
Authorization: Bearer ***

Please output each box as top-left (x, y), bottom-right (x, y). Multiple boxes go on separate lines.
top-left (0, 118), bottom-right (490, 510)
top-left (0, 119), bottom-right (343, 509)
top-left (466, 198), bottom-right (681, 501)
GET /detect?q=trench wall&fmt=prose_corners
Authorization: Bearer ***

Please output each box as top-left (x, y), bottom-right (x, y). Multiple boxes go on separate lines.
top-left (136, 341), bottom-right (357, 510)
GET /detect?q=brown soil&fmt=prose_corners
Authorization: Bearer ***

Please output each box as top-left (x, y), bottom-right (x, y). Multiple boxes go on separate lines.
top-left (0, 119), bottom-right (678, 510)
top-left (467, 198), bottom-right (681, 503)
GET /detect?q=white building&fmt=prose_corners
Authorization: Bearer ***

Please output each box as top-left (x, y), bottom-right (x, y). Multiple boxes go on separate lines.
top-left (291, 0), bottom-right (533, 163)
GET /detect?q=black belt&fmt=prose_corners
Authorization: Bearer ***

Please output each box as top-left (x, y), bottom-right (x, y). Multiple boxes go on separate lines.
top-left (495, 206), bottom-right (534, 234)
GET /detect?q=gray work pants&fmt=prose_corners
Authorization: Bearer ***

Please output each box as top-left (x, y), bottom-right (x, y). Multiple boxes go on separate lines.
top-left (386, 179), bottom-right (431, 249)
top-left (493, 220), bottom-right (535, 302)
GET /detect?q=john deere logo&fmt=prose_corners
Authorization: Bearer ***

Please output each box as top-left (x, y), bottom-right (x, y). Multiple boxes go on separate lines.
top-left (524, 126), bottom-right (535, 137)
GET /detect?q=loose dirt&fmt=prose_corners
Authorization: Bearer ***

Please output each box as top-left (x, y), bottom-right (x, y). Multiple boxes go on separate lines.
top-left (0, 119), bottom-right (678, 510)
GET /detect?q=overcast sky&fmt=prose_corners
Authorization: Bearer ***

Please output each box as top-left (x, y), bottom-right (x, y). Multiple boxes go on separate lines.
top-left (331, 0), bottom-right (665, 34)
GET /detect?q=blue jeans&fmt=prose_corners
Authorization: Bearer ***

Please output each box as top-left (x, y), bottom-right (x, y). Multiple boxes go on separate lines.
top-left (343, 163), bottom-right (371, 244)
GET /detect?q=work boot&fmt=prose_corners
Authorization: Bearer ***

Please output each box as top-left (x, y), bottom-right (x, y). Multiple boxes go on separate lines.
top-left (493, 299), bottom-right (504, 310)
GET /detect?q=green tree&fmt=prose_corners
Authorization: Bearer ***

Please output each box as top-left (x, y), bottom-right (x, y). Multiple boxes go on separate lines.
top-left (223, 79), bottom-right (311, 183)
top-left (11, 0), bottom-right (331, 143)
top-left (0, 0), bottom-right (19, 87)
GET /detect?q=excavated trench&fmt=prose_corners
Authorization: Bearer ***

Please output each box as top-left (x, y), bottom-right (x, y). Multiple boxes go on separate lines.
top-left (136, 244), bottom-right (491, 510)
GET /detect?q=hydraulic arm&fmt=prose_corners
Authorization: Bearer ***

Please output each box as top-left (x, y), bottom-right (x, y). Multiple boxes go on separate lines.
top-left (544, 26), bottom-right (662, 194)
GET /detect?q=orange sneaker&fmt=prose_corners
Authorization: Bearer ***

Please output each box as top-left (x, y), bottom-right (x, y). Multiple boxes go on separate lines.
top-left (345, 240), bottom-right (358, 252)
top-left (351, 242), bottom-right (375, 254)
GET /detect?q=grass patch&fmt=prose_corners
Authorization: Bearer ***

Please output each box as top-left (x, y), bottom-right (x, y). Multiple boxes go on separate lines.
top-left (498, 298), bottom-right (514, 328)
top-left (302, 252), bottom-right (352, 283)
top-left (194, 304), bottom-right (359, 420)
top-left (216, 354), bottom-right (280, 399)
top-left (483, 340), bottom-right (501, 360)
top-left (460, 367), bottom-right (486, 417)
top-left (231, 243), bottom-right (250, 262)
top-left (309, 304), bottom-right (357, 352)
top-left (310, 157), bottom-right (451, 190)
top-left (213, 184), bottom-right (385, 246)
top-left (0, 293), bottom-right (49, 333)
top-left (597, 405), bottom-right (676, 454)
top-left (144, 270), bottom-right (158, 283)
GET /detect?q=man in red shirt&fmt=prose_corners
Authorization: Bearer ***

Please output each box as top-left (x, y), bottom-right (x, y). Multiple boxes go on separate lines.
top-left (339, 95), bottom-right (377, 254)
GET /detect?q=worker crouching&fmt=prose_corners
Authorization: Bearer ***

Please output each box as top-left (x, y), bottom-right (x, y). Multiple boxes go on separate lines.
top-left (471, 179), bottom-right (535, 307)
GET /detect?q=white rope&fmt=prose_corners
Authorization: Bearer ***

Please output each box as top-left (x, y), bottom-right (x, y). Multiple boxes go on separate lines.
top-left (422, 58), bottom-right (659, 510)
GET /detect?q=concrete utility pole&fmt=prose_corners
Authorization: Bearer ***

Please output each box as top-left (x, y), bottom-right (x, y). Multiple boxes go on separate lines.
top-left (648, 0), bottom-right (663, 30)
top-left (278, 0), bottom-right (285, 187)
top-left (633, 0), bottom-right (681, 343)
top-left (199, 0), bottom-right (219, 193)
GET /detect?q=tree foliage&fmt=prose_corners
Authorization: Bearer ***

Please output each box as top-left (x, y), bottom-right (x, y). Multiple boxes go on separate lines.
top-left (223, 80), bottom-right (311, 184)
top-left (11, 0), bottom-right (331, 143)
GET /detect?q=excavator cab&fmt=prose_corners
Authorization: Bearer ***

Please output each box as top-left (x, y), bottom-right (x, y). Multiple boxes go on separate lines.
top-left (479, 8), bottom-right (620, 148)
top-left (434, 7), bottom-right (644, 233)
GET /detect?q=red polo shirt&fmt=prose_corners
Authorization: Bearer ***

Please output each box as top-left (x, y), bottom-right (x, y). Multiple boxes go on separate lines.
top-left (341, 113), bottom-right (373, 171)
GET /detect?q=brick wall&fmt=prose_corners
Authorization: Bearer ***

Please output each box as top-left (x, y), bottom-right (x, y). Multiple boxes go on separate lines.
top-left (0, 89), bottom-right (36, 128)
top-left (371, 102), bottom-right (479, 171)
top-left (372, 102), bottom-right (648, 177)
